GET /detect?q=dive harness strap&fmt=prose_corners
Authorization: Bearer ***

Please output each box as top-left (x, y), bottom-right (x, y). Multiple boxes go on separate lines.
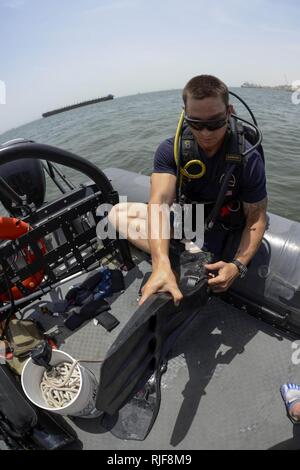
top-left (205, 118), bottom-right (245, 231)
top-left (176, 128), bottom-right (206, 204)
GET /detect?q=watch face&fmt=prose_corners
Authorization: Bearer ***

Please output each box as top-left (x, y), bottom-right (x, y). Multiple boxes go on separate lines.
top-left (239, 265), bottom-right (247, 278)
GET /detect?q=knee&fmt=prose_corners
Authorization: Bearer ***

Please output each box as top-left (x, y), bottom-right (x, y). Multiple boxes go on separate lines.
top-left (108, 202), bottom-right (128, 228)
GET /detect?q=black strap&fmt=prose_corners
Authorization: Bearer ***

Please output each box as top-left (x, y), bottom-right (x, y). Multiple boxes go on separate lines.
top-left (205, 118), bottom-right (245, 231)
top-left (205, 163), bottom-right (237, 230)
top-left (209, 128), bottom-right (232, 183)
top-left (97, 311), bottom-right (120, 332)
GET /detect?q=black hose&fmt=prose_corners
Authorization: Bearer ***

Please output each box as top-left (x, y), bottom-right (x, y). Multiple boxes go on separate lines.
top-left (229, 90), bottom-right (258, 126)
top-left (205, 163), bottom-right (236, 230)
top-left (231, 113), bottom-right (263, 157)
top-left (0, 176), bottom-right (26, 208)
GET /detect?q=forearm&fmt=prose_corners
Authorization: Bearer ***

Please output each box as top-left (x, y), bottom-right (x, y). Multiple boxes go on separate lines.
top-left (148, 200), bottom-right (172, 270)
top-left (234, 217), bottom-right (266, 266)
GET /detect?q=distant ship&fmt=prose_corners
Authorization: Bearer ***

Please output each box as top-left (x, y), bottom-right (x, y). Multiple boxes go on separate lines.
top-left (241, 82), bottom-right (293, 91)
top-left (241, 82), bottom-right (264, 88)
top-left (42, 94), bottom-right (114, 118)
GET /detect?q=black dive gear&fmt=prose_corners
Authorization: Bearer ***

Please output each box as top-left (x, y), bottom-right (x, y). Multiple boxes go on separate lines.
top-left (31, 341), bottom-right (53, 371)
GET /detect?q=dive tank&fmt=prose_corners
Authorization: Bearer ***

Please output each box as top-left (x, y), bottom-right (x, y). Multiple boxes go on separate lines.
top-left (0, 139), bottom-right (46, 215)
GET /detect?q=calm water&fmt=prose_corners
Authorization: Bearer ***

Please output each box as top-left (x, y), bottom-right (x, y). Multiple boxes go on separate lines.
top-left (0, 88), bottom-right (299, 221)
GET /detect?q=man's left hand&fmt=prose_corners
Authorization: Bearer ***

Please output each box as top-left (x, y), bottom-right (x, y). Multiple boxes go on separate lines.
top-left (204, 261), bottom-right (240, 293)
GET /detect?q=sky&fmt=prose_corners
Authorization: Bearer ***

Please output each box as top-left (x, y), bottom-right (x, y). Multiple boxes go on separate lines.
top-left (0, 0), bottom-right (300, 134)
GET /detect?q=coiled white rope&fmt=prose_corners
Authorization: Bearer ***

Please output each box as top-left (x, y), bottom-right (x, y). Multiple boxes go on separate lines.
top-left (40, 361), bottom-right (80, 408)
top-left (40, 359), bottom-right (102, 409)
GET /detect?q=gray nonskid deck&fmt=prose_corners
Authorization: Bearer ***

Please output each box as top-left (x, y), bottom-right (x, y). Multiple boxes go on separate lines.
top-left (25, 253), bottom-right (300, 450)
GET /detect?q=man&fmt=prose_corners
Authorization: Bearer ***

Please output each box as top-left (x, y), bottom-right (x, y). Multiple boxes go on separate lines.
top-left (109, 75), bottom-right (267, 305)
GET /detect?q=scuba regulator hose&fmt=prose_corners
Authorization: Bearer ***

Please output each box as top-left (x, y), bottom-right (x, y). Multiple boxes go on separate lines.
top-left (174, 110), bottom-right (185, 168)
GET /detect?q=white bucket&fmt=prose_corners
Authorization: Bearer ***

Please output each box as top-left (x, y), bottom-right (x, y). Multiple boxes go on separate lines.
top-left (21, 349), bottom-right (101, 418)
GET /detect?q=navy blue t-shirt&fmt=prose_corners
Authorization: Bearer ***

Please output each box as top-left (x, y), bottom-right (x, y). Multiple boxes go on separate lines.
top-left (153, 137), bottom-right (267, 204)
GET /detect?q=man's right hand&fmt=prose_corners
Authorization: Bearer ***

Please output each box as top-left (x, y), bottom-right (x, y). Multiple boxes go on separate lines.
top-left (139, 266), bottom-right (183, 306)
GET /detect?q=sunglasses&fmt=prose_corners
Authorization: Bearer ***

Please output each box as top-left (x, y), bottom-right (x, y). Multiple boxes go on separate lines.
top-left (184, 113), bottom-right (228, 131)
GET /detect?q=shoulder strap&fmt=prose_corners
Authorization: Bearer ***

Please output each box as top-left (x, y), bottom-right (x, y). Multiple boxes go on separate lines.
top-left (205, 118), bottom-right (245, 230)
top-left (225, 118), bottom-right (245, 165)
top-left (175, 127), bottom-right (194, 202)
top-left (180, 127), bottom-right (196, 163)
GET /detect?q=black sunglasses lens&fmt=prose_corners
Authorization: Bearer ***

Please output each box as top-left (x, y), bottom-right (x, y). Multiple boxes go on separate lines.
top-left (206, 120), bottom-right (227, 131)
top-left (188, 121), bottom-right (204, 130)
top-left (187, 119), bottom-right (226, 131)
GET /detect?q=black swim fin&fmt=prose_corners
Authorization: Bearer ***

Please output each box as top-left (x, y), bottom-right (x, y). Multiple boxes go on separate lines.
top-left (101, 361), bottom-right (167, 441)
top-left (97, 252), bottom-right (210, 440)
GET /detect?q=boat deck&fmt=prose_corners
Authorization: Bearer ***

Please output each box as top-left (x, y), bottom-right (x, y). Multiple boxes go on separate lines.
top-left (18, 249), bottom-right (300, 450)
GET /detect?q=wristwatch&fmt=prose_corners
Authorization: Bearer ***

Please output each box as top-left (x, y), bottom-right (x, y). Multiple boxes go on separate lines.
top-left (231, 259), bottom-right (248, 278)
